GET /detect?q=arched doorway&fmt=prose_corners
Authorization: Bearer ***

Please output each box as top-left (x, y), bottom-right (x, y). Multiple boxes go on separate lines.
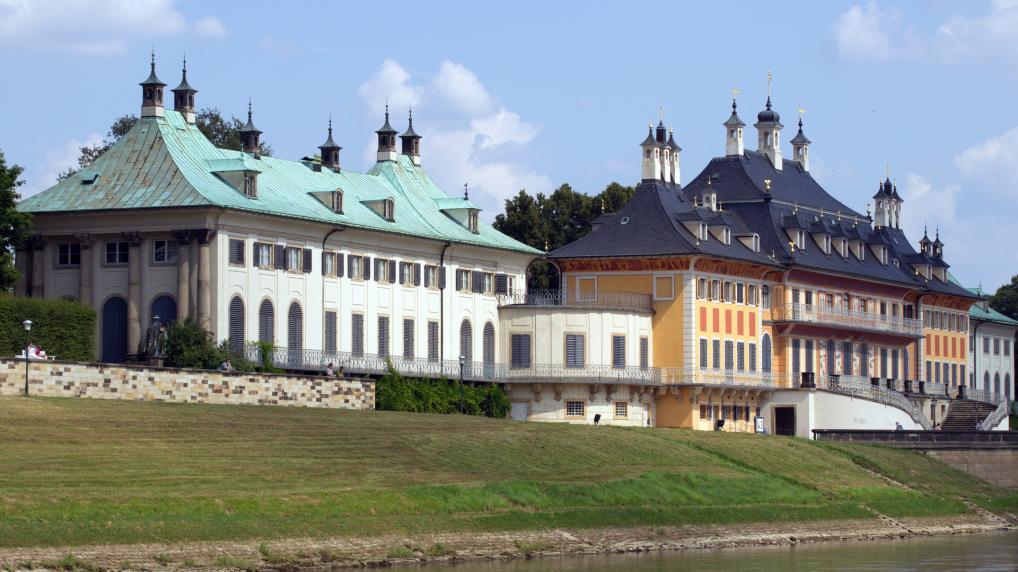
top-left (994, 373), bottom-right (1001, 395)
top-left (150, 295), bottom-right (177, 325)
top-left (984, 371), bottom-right (991, 392)
top-left (101, 297), bottom-right (128, 363)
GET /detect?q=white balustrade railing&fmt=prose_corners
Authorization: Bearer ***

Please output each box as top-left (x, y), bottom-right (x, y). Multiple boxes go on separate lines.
top-left (966, 388), bottom-right (1009, 430)
top-left (819, 375), bottom-right (932, 430)
top-left (497, 289), bottom-right (654, 312)
top-left (659, 368), bottom-right (795, 389)
top-left (774, 303), bottom-right (922, 337)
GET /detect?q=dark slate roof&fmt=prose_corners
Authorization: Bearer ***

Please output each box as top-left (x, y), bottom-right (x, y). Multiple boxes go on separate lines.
top-left (873, 178), bottom-right (894, 200)
top-left (755, 96), bottom-right (781, 126)
top-left (550, 148), bottom-right (979, 299)
top-left (171, 62), bottom-right (196, 94)
top-left (319, 121), bottom-right (341, 150)
top-left (239, 104), bottom-right (260, 135)
top-left (376, 109), bottom-right (397, 134)
top-left (640, 127), bottom-right (656, 146)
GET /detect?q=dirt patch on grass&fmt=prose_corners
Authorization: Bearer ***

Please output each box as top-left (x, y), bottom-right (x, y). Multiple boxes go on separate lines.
top-left (0, 513), bottom-right (1011, 571)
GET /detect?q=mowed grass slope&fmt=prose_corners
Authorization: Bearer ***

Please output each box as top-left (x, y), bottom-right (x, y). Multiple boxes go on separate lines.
top-left (0, 397), bottom-right (1006, 547)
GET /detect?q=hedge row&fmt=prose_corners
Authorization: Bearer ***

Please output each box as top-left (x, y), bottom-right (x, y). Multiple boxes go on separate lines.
top-left (0, 296), bottom-right (96, 361)
top-left (375, 363), bottom-right (510, 418)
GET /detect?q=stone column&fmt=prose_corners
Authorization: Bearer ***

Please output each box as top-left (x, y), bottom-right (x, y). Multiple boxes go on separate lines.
top-left (124, 232), bottom-right (145, 358)
top-left (75, 233), bottom-right (97, 307)
top-left (194, 229), bottom-right (215, 331)
top-left (172, 230), bottom-right (192, 320)
top-left (28, 236), bottom-right (45, 298)
top-left (13, 247), bottom-right (27, 297)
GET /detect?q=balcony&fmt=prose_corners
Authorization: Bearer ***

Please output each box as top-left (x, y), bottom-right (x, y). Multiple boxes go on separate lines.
top-left (659, 368), bottom-right (794, 389)
top-left (772, 303), bottom-right (922, 337)
top-left (497, 289), bottom-right (654, 313)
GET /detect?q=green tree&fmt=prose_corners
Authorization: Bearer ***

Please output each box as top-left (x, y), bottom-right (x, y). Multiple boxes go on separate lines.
top-left (990, 275), bottom-right (1018, 321)
top-left (59, 108), bottom-right (273, 181)
top-left (0, 151), bottom-right (33, 291)
top-left (494, 182), bottom-right (635, 289)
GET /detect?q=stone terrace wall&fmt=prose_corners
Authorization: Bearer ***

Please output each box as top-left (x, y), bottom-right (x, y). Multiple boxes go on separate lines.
top-left (0, 359), bottom-right (374, 410)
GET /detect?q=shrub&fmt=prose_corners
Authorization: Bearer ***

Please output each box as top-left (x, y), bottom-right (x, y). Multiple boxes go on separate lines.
top-left (163, 319), bottom-right (222, 369)
top-left (375, 361), bottom-right (509, 418)
top-left (0, 295), bottom-right (96, 360)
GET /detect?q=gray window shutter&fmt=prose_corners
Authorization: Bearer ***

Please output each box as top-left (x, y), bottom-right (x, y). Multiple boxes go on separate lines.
top-left (352, 314), bottom-right (364, 356)
top-left (229, 240), bottom-right (244, 264)
top-left (324, 311), bottom-right (337, 353)
top-left (364, 257), bottom-right (372, 280)
top-left (378, 316), bottom-right (390, 357)
top-left (438, 267), bottom-right (446, 289)
top-left (302, 249), bottom-right (312, 273)
top-left (403, 318), bottom-right (414, 359)
top-left (251, 242), bottom-right (259, 266)
top-left (274, 245), bottom-right (285, 269)
top-left (259, 300), bottom-right (274, 343)
top-left (472, 272), bottom-right (483, 293)
top-left (495, 273), bottom-right (508, 295)
top-left (749, 343), bottom-right (757, 372)
top-left (483, 322), bottom-right (495, 366)
top-left (321, 252), bottom-right (328, 275)
top-left (612, 336), bottom-right (625, 368)
top-left (712, 339), bottom-right (721, 369)
top-left (336, 253), bottom-right (344, 277)
top-left (460, 320), bottom-right (472, 362)
top-left (388, 260), bottom-right (396, 284)
top-left (414, 263), bottom-right (422, 286)
top-left (424, 266), bottom-right (432, 288)
top-left (640, 337), bottom-right (649, 369)
top-left (427, 321), bottom-right (439, 362)
top-left (288, 302), bottom-right (303, 351)
top-left (229, 297), bottom-right (245, 355)
top-left (699, 339), bottom-right (708, 369)
top-left (725, 341), bottom-right (734, 370)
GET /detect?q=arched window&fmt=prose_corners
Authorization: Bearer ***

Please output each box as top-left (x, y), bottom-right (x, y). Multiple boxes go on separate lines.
top-left (460, 319), bottom-right (472, 363)
top-left (228, 296), bottom-right (245, 356)
top-left (259, 299), bottom-right (274, 343)
top-left (761, 333), bottom-right (772, 373)
top-left (984, 371), bottom-right (991, 392)
top-left (288, 302), bottom-right (303, 351)
top-left (483, 322), bottom-right (495, 366)
top-left (994, 372), bottom-right (1001, 395)
top-left (101, 296), bottom-right (128, 363)
top-left (150, 295), bottom-right (177, 325)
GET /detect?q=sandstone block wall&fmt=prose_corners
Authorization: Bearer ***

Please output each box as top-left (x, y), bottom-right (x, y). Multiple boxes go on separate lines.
top-left (926, 449), bottom-right (1018, 490)
top-left (0, 359), bottom-right (374, 410)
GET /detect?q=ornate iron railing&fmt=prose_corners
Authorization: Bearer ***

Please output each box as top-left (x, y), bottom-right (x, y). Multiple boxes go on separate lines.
top-left (966, 388), bottom-right (1009, 431)
top-left (772, 303), bottom-right (922, 337)
top-left (659, 369), bottom-right (795, 388)
top-left (244, 344), bottom-right (659, 384)
top-left (820, 375), bottom-right (932, 430)
top-left (497, 289), bottom-right (654, 312)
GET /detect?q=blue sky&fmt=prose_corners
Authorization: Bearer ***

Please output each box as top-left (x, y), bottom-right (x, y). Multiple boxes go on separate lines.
top-left (1, 0), bottom-right (1017, 289)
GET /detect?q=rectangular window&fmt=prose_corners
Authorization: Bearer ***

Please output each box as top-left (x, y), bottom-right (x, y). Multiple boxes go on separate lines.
top-left (351, 314), bottom-right (364, 357)
top-left (424, 265), bottom-right (438, 288)
top-left (403, 318), bottom-right (414, 359)
top-left (843, 341), bottom-right (853, 375)
top-left (710, 279), bottom-right (720, 301)
top-left (984, 336), bottom-right (990, 354)
top-left (994, 338), bottom-right (1001, 355)
top-left (427, 321), bottom-right (439, 362)
top-left (951, 363), bottom-right (958, 387)
top-left (748, 343), bottom-right (757, 372)
top-left (57, 243), bottom-right (81, 267)
top-left (792, 339), bottom-right (801, 373)
top-left (712, 339), bottom-right (721, 369)
top-left (456, 269), bottom-right (471, 292)
top-left (699, 338), bottom-right (708, 369)
top-left (805, 290), bottom-right (813, 306)
top-left (612, 335), bottom-right (626, 369)
top-left (639, 337), bottom-right (649, 370)
top-left (614, 401), bottom-right (628, 418)
top-left (736, 283), bottom-right (745, 304)
top-left (105, 241), bottom-right (129, 265)
top-left (322, 252), bottom-right (336, 276)
top-left (324, 311), bottom-right (337, 353)
top-left (374, 258), bottom-right (390, 282)
top-left (1006, 340), bottom-right (1011, 357)
top-left (747, 284), bottom-right (757, 306)
top-left (152, 239), bottom-right (178, 264)
top-left (399, 261), bottom-right (414, 286)
top-left (925, 360), bottom-right (932, 382)
top-left (349, 255), bottom-right (364, 279)
top-left (378, 316), bottom-right (390, 357)
top-left (228, 239), bottom-right (244, 265)
top-left (511, 334), bottom-right (531, 368)
top-left (565, 334), bottom-right (585, 368)
top-left (697, 278), bottom-right (707, 299)
top-left (737, 341), bottom-right (745, 371)
top-left (723, 281), bottom-right (732, 303)
top-left (254, 243), bottom-right (272, 268)
top-left (565, 401), bottom-right (585, 418)
top-left (285, 246), bottom-right (301, 271)
top-left (805, 340), bottom-right (815, 373)
top-left (725, 340), bottom-right (734, 370)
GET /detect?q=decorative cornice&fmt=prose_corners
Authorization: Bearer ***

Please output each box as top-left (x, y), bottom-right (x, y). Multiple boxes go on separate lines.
top-left (122, 231), bottom-right (145, 246)
top-left (191, 229), bottom-right (216, 244)
top-left (74, 233), bottom-right (97, 247)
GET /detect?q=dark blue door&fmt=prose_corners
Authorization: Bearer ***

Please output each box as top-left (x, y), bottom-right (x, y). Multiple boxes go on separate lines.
top-left (150, 295), bottom-right (177, 324)
top-left (102, 297), bottom-right (128, 363)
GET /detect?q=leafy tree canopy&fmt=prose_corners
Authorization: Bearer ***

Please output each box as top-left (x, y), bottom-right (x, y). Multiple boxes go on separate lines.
top-left (989, 275), bottom-right (1018, 321)
top-left (494, 182), bottom-right (634, 289)
top-left (0, 150), bottom-right (33, 291)
top-left (59, 108), bottom-right (272, 181)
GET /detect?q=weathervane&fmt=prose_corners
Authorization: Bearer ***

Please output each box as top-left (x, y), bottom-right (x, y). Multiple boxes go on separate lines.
top-left (463, 183), bottom-right (469, 200)
top-left (767, 70), bottom-right (773, 97)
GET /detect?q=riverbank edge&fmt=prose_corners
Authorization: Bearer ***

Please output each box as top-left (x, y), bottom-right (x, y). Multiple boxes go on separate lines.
top-left (0, 512), bottom-right (1014, 571)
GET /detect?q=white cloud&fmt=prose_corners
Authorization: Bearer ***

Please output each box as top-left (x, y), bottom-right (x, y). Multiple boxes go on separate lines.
top-left (431, 61), bottom-right (494, 116)
top-left (0, 0), bottom-right (223, 54)
top-left (192, 16), bottom-right (227, 41)
top-left (900, 173), bottom-right (959, 237)
top-left (356, 60), bottom-right (552, 215)
top-left (832, 2), bottom-right (910, 62)
top-left (953, 126), bottom-right (1018, 193)
top-left (356, 59), bottom-right (422, 118)
top-left (21, 133), bottom-right (103, 197)
top-left (936, 1), bottom-right (1018, 62)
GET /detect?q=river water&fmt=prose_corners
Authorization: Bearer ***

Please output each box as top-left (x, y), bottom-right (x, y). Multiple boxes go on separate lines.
top-left (448, 532), bottom-right (1018, 571)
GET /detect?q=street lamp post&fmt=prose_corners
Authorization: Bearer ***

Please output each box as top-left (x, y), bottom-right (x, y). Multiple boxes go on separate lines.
top-left (22, 319), bottom-right (32, 397)
top-left (459, 355), bottom-right (466, 414)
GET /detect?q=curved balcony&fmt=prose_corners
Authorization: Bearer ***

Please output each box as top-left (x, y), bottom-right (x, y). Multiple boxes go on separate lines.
top-left (772, 303), bottom-right (922, 337)
top-left (497, 289), bottom-right (654, 313)
top-left (659, 368), bottom-right (795, 389)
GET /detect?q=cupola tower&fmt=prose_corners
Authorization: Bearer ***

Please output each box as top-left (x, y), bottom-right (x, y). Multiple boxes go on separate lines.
top-left (789, 116), bottom-right (811, 172)
top-left (319, 116), bottom-right (342, 171)
top-left (724, 99), bottom-right (746, 157)
top-left (238, 101), bottom-right (262, 155)
top-left (400, 108), bottom-right (422, 166)
top-left (640, 124), bottom-right (661, 182)
top-left (375, 104), bottom-right (398, 162)
top-left (171, 57), bottom-right (197, 124)
top-left (140, 51), bottom-right (166, 118)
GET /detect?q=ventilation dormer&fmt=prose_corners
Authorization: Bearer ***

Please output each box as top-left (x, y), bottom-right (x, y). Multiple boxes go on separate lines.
top-left (869, 243), bottom-right (888, 265)
top-left (361, 197), bottom-right (396, 222)
top-left (435, 196), bottom-right (480, 233)
top-left (737, 233), bottom-right (761, 253)
top-left (812, 232), bottom-right (831, 255)
top-left (208, 157), bottom-right (263, 199)
top-left (708, 224), bottom-right (731, 245)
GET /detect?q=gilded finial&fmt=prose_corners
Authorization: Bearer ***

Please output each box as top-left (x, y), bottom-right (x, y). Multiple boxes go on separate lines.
top-left (767, 70), bottom-right (773, 98)
top-left (463, 182), bottom-right (469, 200)
top-left (763, 179), bottom-right (771, 192)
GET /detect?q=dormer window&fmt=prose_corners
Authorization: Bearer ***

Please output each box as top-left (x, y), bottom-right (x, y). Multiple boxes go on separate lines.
top-left (823, 235), bottom-right (831, 255)
top-left (383, 198), bottom-right (395, 221)
top-left (699, 223), bottom-right (708, 241)
top-left (795, 230), bottom-right (806, 250)
top-left (468, 210), bottom-right (479, 233)
top-left (242, 174), bottom-right (257, 198)
top-left (723, 228), bottom-right (731, 245)
top-left (332, 189), bottom-right (344, 214)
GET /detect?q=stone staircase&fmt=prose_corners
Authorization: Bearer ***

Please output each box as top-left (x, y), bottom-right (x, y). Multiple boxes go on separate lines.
top-left (941, 400), bottom-right (997, 431)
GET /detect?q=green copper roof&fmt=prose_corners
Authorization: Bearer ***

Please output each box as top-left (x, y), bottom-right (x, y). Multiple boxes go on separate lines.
top-left (966, 287), bottom-right (1018, 326)
top-left (19, 110), bottom-right (540, 255)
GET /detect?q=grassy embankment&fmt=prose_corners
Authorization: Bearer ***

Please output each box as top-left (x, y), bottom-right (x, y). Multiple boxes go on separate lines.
top-left (0, 396), bottom-right (1015, 548)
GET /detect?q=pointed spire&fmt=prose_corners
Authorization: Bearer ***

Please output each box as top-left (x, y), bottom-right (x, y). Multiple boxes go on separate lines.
top-left (238, 98), bottom-right (262, 154)
top-left (171, 54), bottom-right (197, 121)
top-left (319, 115), bottom-right (341, 150)
top-left (724, 98), bottom-right (746, 127)
top-left (319, 114), bottom-right (342, 170)
top-left (400, 107), bottom-right (422, 164)
top-left (140, 49), bottom-right (165, 87)
top-left (376, 102), bottom-right (397, 134)
top-left (789, 116), bottom-right (811, 146)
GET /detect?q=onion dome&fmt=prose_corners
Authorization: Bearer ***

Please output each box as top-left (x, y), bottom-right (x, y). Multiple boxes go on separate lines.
top-left (756, 96), bottom-right (781, 125)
